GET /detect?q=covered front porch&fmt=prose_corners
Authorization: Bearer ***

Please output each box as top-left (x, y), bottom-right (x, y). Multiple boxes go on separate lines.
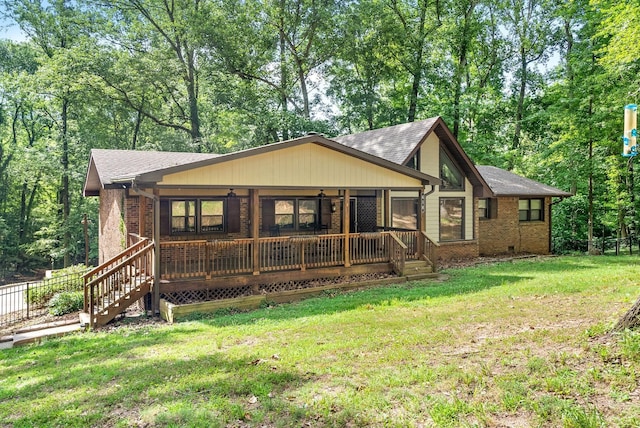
top-left (84, 136), bottom-right (440, 326)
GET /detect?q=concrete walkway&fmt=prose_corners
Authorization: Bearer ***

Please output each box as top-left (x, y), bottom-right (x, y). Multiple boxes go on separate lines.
top-left (0, 319), bottom-right (83, 349)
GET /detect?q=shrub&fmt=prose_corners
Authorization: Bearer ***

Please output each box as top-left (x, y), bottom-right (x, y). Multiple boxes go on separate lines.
top-left (48, 291), bottom-right (84, 316)
top-left (25, 264), bottom-right (88, 307)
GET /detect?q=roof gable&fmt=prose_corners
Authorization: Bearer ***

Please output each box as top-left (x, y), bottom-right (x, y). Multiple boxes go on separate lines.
top-left (157, 140), bottom-right (433, 189)
top-left (333, 118), bottom-right (438, 164)
top-left (84, 135), bottom-right (440, 196)
top-left (477, 166), bottom-right (572, 197)
top-left (335, 117), bottom-right (492, 197)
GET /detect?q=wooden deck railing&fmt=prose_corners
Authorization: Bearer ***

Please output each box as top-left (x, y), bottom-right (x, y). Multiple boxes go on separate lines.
top-left (420, 231), bottom-right (438, 271)
top-left (350, 233), bottom-right (388, 264)
top-left (160, 231), bottom-right (434, 280)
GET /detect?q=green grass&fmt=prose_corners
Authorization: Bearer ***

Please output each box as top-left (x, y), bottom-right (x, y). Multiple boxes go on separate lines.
top-left (2, 255), bottom-right (640, 427)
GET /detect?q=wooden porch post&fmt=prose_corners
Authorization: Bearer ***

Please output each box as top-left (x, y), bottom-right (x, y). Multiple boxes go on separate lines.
top-left (139, 195), bottom-right (146, 238)
top-left (343, 189), bottom-right (351, 267)
top-left (251, 189), bottom-right (260, 276)
top-left (417, 188), bottom-right (425, 258)
top-left (384, 189), bottom-right (391, 230)
top-left (153, 189), bottom-right (161, 315)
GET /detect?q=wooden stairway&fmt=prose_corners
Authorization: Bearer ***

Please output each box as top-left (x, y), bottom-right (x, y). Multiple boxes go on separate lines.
top-left (401, 259), bottom-right (438, 281)
top-left (81, 239), bottom-right (155, 328)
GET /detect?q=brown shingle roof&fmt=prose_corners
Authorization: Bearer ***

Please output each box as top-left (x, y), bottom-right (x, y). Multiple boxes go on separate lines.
top-left (333, 117), bottom-right (439, 164)
top-left (84, 136), bottom-right (440, 196)
top-left (477, 166), bottom-right (572, 197)
top-left (84, 149), bottom-right (218, 196)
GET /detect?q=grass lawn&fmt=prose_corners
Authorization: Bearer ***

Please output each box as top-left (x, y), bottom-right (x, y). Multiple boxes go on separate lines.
top-left (1, 255), bottom-right (640, 427)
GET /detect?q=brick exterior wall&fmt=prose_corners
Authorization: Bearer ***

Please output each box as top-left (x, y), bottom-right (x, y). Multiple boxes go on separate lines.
top-left (99, 189), bottom-right (126, 263)
top-left (435, 240), bottom-right (479, 263)
top-left (478, 196), bottom-right (551, 255)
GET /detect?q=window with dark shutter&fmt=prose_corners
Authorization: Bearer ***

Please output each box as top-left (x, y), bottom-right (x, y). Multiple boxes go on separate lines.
top-left (227, 197), bottom-right (241, 233)
top-left (262, 199), bottom-right (275, 232)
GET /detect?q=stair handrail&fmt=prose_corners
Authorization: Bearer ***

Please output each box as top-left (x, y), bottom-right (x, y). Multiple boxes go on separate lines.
top-left (84, 239), bottom-right (154, 326)
top-left (84, 238), bottom-right (151, 281)
top-left (388, 231), bottom-right (407, 276)
top-left (420, 231), bottom-right (438, 272)
top-left (86, 242), bottom-right (155, 289)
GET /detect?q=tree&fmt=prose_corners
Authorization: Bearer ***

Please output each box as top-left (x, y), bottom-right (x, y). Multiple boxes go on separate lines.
top-left (499, 0), bottom-right (558, 165)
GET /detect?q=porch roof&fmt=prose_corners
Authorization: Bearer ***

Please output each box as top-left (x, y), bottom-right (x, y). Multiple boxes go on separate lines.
top-left (477, 166), bottom-right (572, 197)
top-left (84, 135), bottom-right (440, 196)
top-left (333, 117), bottom-right (493, 197)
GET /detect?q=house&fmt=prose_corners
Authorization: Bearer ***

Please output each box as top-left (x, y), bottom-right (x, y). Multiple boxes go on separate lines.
top-left (82, 117), bottom-right (570, 326)
top-left (82, 135), bottom-right (441, 326)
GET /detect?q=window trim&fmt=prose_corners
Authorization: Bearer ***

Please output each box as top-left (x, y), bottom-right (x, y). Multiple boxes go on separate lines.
top-left (439, 197), bottom-right (465, 241)
top-left (439, 146), bottom-right (465, 191)
top-left (519, 198), bottom-right (544, 222)
top-left (478, 198), bottom-right (489, 219)
top-left (169, 198), bottom-right (227, 235)
top-left (271, 197), bottom-right (319, 232)
top-left (391, 197), bottom-right (419, 230)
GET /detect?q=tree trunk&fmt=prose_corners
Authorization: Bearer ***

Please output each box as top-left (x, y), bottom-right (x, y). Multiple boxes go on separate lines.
top-left (186, 53), bottom-right (202, 151)
top-left (513, 45), bottom-right (527, 154)
top-left (62, 97), bottom-right (70, 268)
top-left (407, 67), bottom-right (422, 123)
top-left (613, 296), bottom-right (640, 331)
top-left (279, 23), bottom-right (289, 141)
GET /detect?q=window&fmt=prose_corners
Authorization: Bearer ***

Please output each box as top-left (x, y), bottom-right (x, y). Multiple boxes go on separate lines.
top-left (267, 198), bottom-right (319, 232)
top-left (172, 200), bottom-right (196, 233)
top-left (519, 198), bottom-right (543, 221)
top-left (164, 198), bottom-right (237, 235)
top-left (201, 200), bottom-right (224, 232)
top-left (406, 150), bottom-right (420, 170)
top-left (298, 199), bottom-right (318, 230)
top-left (478, 199), bottom-right (489, 219)
top-left (440, 198), bottom-right (464, 241)
top-left (391, 198), bottom-right (418, 229)
top-left (440, 147), bottom-right (464, 191)
top-left (275, 199), bottom-right (295, 229)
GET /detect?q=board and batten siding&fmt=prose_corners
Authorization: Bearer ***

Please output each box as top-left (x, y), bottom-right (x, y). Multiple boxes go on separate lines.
top-left (157, 143), bottom-right (424, 190)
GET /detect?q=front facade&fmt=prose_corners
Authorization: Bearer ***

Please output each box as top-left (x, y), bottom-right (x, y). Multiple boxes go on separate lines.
top-left (83, 118), bottom-right (571, 324)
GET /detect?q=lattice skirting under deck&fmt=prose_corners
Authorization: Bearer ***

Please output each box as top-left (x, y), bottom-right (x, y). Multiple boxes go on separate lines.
top-left (160, 272), bottom-right (395, 305)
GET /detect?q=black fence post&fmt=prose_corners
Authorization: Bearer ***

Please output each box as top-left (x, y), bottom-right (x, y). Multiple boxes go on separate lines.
top-left (26, 282), bottom-right (30, 319)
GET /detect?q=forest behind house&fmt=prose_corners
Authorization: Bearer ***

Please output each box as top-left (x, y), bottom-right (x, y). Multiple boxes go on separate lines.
top-left (0, 0), bottom-right (638, 277)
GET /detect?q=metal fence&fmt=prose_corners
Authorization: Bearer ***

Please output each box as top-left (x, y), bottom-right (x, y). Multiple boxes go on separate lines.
top-left (0, 270), bottom-right (86, 330)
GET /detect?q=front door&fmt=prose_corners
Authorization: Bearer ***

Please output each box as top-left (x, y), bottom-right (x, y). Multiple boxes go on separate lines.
top-left (342, 197), bottom-right (377, 233)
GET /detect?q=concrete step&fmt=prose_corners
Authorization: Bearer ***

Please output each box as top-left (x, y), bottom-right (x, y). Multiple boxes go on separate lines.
top-left (5, 322), bottom-right (83, 348)
top-left (405, 273), bottom-right (441, 282)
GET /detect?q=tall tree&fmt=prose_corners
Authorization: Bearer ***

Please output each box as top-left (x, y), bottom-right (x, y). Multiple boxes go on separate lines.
top-left (499, 0), bottom-right (557, 162)
top-left (386, 0), bottom-right (443, 123)
top-left (3, 0), bottom-right (95, 267)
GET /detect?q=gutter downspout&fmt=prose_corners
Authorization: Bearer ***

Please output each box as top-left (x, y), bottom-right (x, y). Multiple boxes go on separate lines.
top-left (131, 181), bottom-right (161, 316)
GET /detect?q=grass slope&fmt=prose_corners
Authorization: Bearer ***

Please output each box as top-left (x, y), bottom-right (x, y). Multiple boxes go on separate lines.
top-left (1, 256), bottom-right (640, 427)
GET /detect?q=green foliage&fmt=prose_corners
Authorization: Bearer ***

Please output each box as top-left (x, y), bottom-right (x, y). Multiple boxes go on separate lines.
top-left (48, 291), bottom-right (84, 316)
top-left (0, 0), bottom-right (640, 273)
top-left (24, 264), bottom-right (87, 307)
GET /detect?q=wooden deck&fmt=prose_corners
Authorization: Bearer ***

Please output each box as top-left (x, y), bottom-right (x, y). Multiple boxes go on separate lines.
top-left (83, 231), bottom-right (437, 327)
top-left (159, 231), bottom-right (431, 281)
